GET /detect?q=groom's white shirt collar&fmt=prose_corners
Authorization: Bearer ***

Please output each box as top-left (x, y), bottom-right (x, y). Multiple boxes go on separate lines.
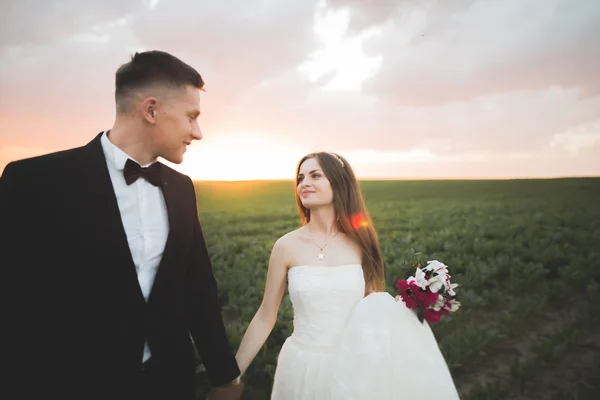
top-left (100, 130), bottom-right (157, 170)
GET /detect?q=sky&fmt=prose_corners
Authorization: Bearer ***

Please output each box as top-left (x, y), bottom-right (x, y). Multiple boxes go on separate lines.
top-left (1, 0), bottom-right (599, 180)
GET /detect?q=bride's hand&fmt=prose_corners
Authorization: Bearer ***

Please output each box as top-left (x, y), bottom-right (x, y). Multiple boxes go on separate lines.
top-left (206, 380), bottom-right (244, 400)
top-left (394, 295), bottom-right (401, 302)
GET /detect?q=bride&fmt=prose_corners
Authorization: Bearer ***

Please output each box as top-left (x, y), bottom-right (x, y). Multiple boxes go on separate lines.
top-left (234, 152), bottom-right (460, 399)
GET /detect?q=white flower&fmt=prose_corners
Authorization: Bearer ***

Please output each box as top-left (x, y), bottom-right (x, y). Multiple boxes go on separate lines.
top-left (429, 271), bottom-right (451, 292)
top-left (434, 269), bottom-right (449, 283)
top-left (448, 300), bottom-right (460, 312)
top-left (425, 260), bottom-right (448, 274)
top-left (414, 268), bottom-right (429, 289)
top-left (443, 299), bottom-right (460, 312)
top-left (436, 294), bottom-right (445, 306)
top-left (428, 275), bottom-right (446, 293)
top-left (432, 294), bottom-right (444, 311)
top-left (447, 283), bottom-right (459, 297)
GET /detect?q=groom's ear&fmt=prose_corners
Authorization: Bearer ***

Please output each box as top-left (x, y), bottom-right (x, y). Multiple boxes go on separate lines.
top-left (142, 97), bottom-right (159, 124)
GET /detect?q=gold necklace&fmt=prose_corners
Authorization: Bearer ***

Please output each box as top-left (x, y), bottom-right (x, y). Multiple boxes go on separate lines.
top-left (309, 229), bottom-right (339, 261)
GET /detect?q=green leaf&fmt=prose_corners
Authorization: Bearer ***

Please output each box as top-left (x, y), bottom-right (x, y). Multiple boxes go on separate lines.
top-left (417, 308), bottom-right (425, 324)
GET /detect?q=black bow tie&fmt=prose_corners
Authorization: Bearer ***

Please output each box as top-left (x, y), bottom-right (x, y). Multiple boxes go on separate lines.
top-left (123, 158), bottom-right (163, 187)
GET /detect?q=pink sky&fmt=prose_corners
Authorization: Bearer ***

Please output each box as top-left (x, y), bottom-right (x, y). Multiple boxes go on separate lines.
top-left (1, 0), bottom-right (599, 180)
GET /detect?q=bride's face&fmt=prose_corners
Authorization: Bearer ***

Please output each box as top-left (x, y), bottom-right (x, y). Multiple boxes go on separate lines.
top-left (297, 157), bottom-right (334, 208)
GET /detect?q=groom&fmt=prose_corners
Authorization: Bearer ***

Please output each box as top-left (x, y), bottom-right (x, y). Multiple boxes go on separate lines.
top-left (1, 51), bottom-right (243, 400)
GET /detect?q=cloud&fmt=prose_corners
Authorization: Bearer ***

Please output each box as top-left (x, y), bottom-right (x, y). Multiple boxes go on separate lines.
top-left (326, 0), bottom-right (600, 106)
top-left (220, 81), bottom-right (600, 156)
top-left (0, 0), bottom-right (147, 48)
top-left (128, 0), bottom-right (320, 101)
top-left (0, 23), bottom-right (141, 147)
top-left (549, 119), bottom-right (600, 154)
top-left (326, 0), bottom-right (400, 33)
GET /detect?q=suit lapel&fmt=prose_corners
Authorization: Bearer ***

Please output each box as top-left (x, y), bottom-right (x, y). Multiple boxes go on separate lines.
top-left (82, 133), bottom-right (146, 307)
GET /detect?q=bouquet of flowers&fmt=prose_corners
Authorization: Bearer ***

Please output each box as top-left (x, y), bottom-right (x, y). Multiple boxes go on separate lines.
top-left (396, 259), bottom-right (460, 324)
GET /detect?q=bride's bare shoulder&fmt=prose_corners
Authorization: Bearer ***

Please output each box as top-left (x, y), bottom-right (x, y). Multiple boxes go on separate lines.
top-left (268, 228), bottom-right (305, 268)
top-left (277, 228), bottom-right (304, 245)
top-left (274, 227), bottom-right (306, 249)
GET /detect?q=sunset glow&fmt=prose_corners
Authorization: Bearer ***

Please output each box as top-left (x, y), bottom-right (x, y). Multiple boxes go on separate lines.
top-left (163, 133), bottom-right (309, 181)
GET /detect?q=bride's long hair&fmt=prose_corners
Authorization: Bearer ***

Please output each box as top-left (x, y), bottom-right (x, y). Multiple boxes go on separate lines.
top-left (294, 152), bottom-right (385, 292)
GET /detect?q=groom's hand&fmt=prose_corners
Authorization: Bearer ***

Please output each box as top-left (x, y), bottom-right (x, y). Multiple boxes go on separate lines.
top-left (207, 380), bottom-right (244, 400)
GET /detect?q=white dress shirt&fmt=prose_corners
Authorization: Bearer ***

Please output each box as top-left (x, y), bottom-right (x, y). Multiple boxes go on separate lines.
top-left (100, 131), bottom-right (169, 363)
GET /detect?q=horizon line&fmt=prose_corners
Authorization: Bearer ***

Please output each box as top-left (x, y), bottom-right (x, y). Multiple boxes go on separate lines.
top-left (190, 175), bottom-right (600, 183)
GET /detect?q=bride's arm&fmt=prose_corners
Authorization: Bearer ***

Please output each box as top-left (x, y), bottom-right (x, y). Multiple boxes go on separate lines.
top-left (235, 237), bottom-right (289, 376)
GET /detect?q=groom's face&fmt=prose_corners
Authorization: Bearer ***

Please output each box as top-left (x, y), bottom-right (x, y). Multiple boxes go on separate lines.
top-left (153, 85), bottom-right (202, 164)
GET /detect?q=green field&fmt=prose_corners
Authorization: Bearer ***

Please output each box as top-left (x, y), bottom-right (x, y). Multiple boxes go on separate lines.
top-left (192, 178), bottom-right (600, 399)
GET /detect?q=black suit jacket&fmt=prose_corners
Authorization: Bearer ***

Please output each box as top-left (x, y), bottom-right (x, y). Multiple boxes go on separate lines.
top-left (0, 132), bottom-right (240, 399)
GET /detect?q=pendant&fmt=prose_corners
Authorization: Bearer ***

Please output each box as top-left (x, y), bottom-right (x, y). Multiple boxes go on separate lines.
top-left (317, 253), bottom-right (325, 261)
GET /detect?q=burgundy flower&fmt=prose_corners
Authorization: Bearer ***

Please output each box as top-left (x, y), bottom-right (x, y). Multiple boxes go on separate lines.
top-left (424, 308), bottom-right (442, 323)
top-left (396, 279), bottom-right (419, 309)
top-left (413, 288), bottom-right (438, 307)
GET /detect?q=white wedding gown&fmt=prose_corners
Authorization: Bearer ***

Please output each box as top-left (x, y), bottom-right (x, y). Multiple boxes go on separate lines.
top-left (271, 264), bottom-right (460, 399)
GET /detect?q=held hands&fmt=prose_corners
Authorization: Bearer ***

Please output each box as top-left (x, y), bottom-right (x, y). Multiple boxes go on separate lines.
top-left (206, 377), bottom-right (244, 400)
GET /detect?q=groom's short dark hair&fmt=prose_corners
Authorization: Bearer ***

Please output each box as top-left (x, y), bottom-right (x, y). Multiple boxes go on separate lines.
top-left (114, 50), bottom-right (204, 114)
